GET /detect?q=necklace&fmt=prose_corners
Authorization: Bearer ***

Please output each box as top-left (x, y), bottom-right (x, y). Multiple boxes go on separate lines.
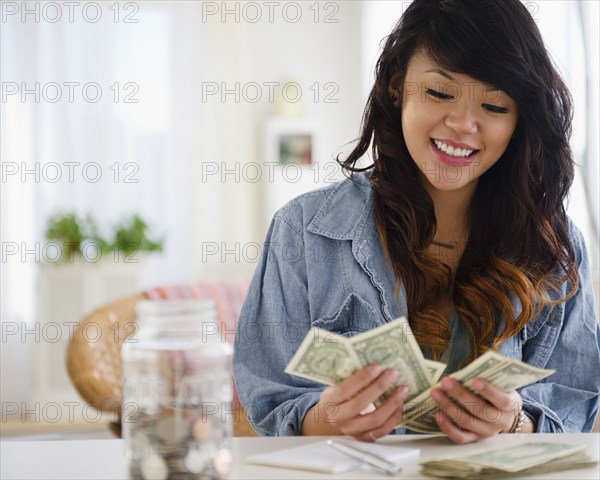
top-left (432, 240), bottom-right (456, 249)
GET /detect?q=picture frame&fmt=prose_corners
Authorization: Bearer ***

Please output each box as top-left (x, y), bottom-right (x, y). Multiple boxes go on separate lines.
top-left (265, 118), bottom-right (318, 167)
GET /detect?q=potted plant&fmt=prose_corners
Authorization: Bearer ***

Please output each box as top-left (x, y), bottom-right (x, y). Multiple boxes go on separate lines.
top-left (36, 212), bottom-right (165, 405)
top-left (112, 214), bottom-right (164, 262)
top-left (43, 212), bottom-right (163, 263)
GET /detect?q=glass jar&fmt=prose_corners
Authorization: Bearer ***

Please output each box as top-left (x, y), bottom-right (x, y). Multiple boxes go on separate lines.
top-left (122, 300), bottom-right (233, 480)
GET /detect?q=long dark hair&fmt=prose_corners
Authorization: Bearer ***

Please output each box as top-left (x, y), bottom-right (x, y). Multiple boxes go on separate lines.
top-left (340, 0), bottom-right (578, 361)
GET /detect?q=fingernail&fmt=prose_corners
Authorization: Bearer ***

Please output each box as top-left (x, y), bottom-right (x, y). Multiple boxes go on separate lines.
top-left (473, 379), bottom-right (485, 391)
top-left (441, 378), bottom-right (454, 390)
top-left (386, 369), bottom-right (398, 380)
top-left (435, 412), bottom-right (444, 424)
top-left (396, 385), bottom-right (409, 399)
top-left (431, 389), bottom-right (443, 402)
top-left (369, 365), bottom-right (382, 377)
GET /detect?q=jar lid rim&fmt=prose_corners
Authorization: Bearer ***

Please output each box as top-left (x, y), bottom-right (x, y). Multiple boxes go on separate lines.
top-left (136, 299), bottom-right (216, 316)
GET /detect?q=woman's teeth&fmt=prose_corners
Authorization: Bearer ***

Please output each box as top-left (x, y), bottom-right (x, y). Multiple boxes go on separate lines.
top-left (433, 139), bottom-right (476, 158)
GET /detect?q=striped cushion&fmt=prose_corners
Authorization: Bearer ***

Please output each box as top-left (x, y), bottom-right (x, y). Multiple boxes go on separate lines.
top-left (143, 278), bottom-right (250, 404)
top-left (145, 278), bottom-right (249, 342)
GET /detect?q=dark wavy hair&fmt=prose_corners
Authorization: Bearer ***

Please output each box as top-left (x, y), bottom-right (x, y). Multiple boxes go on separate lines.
top-left (339, 0), bottom-right (578, 362)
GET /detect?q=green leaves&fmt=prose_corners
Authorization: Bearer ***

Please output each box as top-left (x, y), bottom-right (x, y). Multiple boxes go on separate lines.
top-left (44, 212), bottom-right (163, 260)
top-left (114, 214), bottom-right (164, 254)
top-left (46, 212), bottom-right (85, 247)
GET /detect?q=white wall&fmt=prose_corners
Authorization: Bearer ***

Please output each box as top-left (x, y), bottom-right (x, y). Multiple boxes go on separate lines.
top-left (0, 1), bottom-right (367, 408)
top-left (189, 2), bottom-right (365, 278)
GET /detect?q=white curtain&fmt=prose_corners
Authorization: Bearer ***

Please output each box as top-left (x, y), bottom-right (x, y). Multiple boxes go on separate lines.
top-left (1, 1), bottom-right (366, 406)
top-left (0, 2), bottom-right (211, 404)
top-left (535, 0), bottom-right (599, 287)
top-left (575, 0), bottom-right (599, 256)
top-left (1, 4), bottom-right (207, 324)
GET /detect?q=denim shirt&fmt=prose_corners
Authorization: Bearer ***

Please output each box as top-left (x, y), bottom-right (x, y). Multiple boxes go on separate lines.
top-left (233, 172), bottom-right (600, 436)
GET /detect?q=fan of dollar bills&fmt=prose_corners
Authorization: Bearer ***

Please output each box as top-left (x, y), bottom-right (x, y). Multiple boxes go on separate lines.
top-left (285, 316), bottom-right (555, 433)
top-left (420, 441), bottom-right (597, 478)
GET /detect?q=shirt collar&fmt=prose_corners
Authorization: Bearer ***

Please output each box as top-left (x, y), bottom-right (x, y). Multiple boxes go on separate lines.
top-left (307, 170), bottom-right (405, 321)
top-left (306, 171), bottom-right (373, 241)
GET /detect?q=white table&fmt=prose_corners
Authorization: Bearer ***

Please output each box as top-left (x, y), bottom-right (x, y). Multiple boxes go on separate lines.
top-left (1, 433), bottom-right (598, 479)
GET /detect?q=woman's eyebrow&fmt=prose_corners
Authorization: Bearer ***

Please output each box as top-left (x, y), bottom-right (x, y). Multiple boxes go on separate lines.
top-left (425, 68), bottom-right (454, 81)
top-left (424, 68), bottom-right (506, 97)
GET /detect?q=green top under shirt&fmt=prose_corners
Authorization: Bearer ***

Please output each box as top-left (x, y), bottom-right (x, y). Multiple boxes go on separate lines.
top-left (425, 309), bottom-right (472, 375)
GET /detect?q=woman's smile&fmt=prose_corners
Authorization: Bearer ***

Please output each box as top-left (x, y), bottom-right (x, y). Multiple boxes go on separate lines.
top-left (430, 138), bottom-right (480, 167)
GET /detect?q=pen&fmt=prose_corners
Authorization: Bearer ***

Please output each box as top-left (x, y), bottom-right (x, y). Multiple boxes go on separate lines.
top-left (326, 439), bottom-right (402, 475)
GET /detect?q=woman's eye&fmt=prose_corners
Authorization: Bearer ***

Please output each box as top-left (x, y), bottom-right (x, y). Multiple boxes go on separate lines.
top-left (483, 104), bottom-right (509, 114)
top-left (425, 88), bottom-right (453, 100)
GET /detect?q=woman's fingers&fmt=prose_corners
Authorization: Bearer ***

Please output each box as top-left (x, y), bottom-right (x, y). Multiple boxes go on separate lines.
top-left (435, 412), bottom-right (479, 445)
top-left (325, 369), bottom-right (523, 443)
top-left (325, 365), bottom-right (383, 404)
top-left (337, 368), bottom-right (399, 417)
top-left (320, 365), bottom-right (411, 439)
top-left (343, 385), bottom-right (409, 439)
top-left (430, 377), bottom-right (523, 442)
top-left (472, 378), bottom-right (521, 412)
top-left (362, 388), bottom-right (409, 441)
top-left (431, 388), bottom-right (498, 436)
top-left (447, 378), bottom-right (519, 431)
top-left (438, 378), bottom-right (503, 424)
top-left (320, 366), bottom-right (402, 428)
top-left (325, 366), bottom-right (399, 417)
top-left (439, 378), bottom-right (482, 407)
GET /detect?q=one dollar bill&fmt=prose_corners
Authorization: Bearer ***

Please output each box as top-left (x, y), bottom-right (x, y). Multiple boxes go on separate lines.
top-left (285, 317), bottom-right (434, 402)
top-left (401, 351), bottom-right (555, 433)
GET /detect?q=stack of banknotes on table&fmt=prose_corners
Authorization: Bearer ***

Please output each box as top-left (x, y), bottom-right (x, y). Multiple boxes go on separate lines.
top-left (285, 316), bottom-right (555, 433)
top-left (420, 441), bottom-right (596, 478)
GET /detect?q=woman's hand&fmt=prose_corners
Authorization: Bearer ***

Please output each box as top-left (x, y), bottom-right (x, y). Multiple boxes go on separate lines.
top-left (301, 365), bottom-right (409, 441)
top-left (430, 377), bottom-right (532, 444)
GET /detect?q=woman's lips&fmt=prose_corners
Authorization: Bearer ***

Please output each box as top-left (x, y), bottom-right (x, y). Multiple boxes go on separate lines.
top-left (430, 139), bottom-right (479, 167)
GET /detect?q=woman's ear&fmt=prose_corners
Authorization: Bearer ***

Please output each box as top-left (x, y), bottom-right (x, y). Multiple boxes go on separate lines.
top-left (387, 73), bottom-right (402, 107)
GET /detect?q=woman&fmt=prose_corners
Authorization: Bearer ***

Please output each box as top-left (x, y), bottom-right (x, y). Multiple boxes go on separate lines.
top-left (233, 0), bottom-right (600, 444)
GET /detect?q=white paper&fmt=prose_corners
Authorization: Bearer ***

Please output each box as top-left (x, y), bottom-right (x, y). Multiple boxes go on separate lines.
top-left (246, 438), bottom-right (420, 474)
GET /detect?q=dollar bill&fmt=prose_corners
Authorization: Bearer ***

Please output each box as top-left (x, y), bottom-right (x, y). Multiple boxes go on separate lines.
top-left (285, 318), bottom-right (435, 403)
top-left (348, 317), bottom-right (434, 402)
top-left (424, 359), bottom-right (446, 384)
top-left (285, 319), bottom-right (555, 436)
top-left (284, 327), bottom-right (359, 385)
top-left (401, 351), bottom-right (555, 432)
top-left (402, 351), bottom-right (508, 424)
top-left (420, 442), bottom-right (596, 478)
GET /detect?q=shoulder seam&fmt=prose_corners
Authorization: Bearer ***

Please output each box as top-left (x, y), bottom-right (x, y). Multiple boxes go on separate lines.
top-left (274, 186), bottom-right (338, 236)
top-left (273, 213), bottom-right (303, 238)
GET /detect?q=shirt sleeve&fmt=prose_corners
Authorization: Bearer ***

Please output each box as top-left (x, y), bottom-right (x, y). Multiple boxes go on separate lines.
top-left (232, 212), bottom-right (323, 436)
top-left (519, 222), bottom-right (600, 432)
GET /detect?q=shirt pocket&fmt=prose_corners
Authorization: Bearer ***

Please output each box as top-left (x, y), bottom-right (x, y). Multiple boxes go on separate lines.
top-left (521, 303), bottom-right (563, 367)
top-left (311, 293), bottom-right (383, 338)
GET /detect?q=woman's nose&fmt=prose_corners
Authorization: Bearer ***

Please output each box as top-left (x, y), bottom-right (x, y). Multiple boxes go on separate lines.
top-left (444, 103), bottom-right (478, 135)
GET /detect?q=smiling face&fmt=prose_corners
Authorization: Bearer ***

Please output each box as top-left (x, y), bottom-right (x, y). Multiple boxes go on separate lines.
top-left (394, 51), bottom-right (519, 195)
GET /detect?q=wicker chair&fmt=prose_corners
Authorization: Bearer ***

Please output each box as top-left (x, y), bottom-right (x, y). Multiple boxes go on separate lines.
top-left (66, 281), bottom-right (257, 437)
